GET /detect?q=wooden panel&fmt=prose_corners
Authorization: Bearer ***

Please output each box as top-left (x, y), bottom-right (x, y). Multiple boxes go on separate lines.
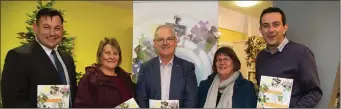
top-left (328, 62), bottom-right (340, 108)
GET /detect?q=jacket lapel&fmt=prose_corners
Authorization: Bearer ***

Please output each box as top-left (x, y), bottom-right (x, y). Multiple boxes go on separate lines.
top-left (169, 56), bottom-right (181, 99)
top-left (117, 67), bottom-right (135, 96)
top-left (233, 73), bottom-right (244, 90)
top-left (32, 40), bottom-right (61, 84)
top-left (153, 57), bottom-right (162, 99)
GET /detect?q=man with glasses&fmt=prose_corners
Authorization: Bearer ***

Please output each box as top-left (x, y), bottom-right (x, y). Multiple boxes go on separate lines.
top-left (136, 25), bottom-right (198, 108)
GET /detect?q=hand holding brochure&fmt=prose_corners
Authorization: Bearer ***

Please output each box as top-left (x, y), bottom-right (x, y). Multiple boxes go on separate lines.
top-left (257, 75), bottom-right (293, 108)
top-left (149, 99), bottom-right (179, 108)
top-left (116, 98), bottom-right (139, 108)
top-left (37, 85), bottom-right (70, 108)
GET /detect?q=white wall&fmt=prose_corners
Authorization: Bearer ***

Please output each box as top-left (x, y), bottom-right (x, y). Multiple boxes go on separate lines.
top-left (218, 6), bottom-right (263, 79)
top-left (274, 1), bottom-right (340, 107)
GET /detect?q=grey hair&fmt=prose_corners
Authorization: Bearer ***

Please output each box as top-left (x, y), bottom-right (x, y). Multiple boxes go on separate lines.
top-left (153, 24), bottom-right (177, 39)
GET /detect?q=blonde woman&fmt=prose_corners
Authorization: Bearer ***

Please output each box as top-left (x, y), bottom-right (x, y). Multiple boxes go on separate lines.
top-left (75, 37), bottom-right (135, 108)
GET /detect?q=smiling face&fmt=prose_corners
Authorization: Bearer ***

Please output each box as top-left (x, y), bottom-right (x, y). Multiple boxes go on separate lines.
top-left (33, 16), bottom-right (63, 49)
top-left (100, 44), bottom-right (120, 70)
top-left (212, 47), bottom-right (241, 80)
top-left (215, 53), bottom-right (234, 77)
top-left (153, 26), bottom-right (177, 58)
top-left (259, 12), bottom-right (288, 48)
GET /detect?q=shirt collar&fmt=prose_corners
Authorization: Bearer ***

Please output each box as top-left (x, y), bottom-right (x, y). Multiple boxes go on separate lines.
top-left (159, 55), bottom-right (174, 66)
top-left (35, 38), bottom-right (58, 56)
top-left (265, 37), bottom-right (289, 53)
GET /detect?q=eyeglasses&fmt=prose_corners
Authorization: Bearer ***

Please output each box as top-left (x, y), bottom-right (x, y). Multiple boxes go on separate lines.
top-left (154, 37), bottom-right (176, 43)
top-left (216, 58), bottom-right (232, 63)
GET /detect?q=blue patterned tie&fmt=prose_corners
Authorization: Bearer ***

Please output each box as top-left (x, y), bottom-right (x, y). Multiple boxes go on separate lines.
top-left (51, 50), bottom-right (67, 84)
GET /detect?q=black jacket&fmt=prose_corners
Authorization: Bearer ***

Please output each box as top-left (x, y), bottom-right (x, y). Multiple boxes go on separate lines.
top-left (197, 73), bottom-right (257, 108)
top-left (1, 40), bottom-right (77, 108)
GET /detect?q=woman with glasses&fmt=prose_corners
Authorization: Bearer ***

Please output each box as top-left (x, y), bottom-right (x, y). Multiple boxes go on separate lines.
top-left (197, 46), bottom-right (257, 108)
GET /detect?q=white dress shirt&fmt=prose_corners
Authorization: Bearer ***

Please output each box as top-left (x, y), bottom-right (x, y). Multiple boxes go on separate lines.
top-left (265, 37), bottom-right (290, 54)
top-left (35, 39), bottom-right (70, 85)
top-left (159, 56), bottom-right (174, 100)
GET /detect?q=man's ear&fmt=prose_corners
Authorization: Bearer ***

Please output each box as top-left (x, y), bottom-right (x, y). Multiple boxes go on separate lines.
top-left (283, 24), bottom-right (288, 35)
top-left (153, 39), bottom-right (159, 55)
top-left (259, 27), bottom-right (263, 35)
top-left (33, 23), bottom-right (38, 33)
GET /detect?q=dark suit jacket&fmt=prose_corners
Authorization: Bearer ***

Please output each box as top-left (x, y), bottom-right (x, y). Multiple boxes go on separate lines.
top-left (197, 73), bottom-right (257, 108)
top-left (1, 40), bottom-right (77, 108)
top-left (135, 55), bottom-right (198, 108)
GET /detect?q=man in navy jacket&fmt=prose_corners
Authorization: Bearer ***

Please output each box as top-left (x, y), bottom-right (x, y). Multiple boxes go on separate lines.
top-left (256, 7), bottom-right (323, 108)
top-left (135, 25), bottom-right (198, 108)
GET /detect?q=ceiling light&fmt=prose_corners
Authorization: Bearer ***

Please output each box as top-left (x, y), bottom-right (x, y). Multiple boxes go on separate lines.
top-left (235, 1), bottom-right (259, 7)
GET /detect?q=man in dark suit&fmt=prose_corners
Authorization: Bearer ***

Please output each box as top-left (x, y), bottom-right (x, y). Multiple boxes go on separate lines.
top-left (1, 8), bottom-right (77, 108)
top-left (135, 25), bottom-right (198, 108)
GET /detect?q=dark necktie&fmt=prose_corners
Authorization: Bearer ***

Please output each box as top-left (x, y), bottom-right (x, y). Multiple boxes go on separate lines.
top-left (51, 50), bottom-right (72, 107)
top-left (51, 50), bottom-right (67, 84)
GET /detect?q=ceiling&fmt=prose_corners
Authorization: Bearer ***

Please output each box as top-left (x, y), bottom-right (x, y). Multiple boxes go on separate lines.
top-left (90, 1), bottom-right (273, 18)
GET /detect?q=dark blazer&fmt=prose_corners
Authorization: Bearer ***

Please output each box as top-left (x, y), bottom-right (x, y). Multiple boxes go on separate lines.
top-left (197, 73), bottom-right (257, 108)
top-left (1, 40), bottom-right (77, 108)
top-left (75, 65), bottom-right (136, 108)
top-left (135, 55), bottom-right (198, 108)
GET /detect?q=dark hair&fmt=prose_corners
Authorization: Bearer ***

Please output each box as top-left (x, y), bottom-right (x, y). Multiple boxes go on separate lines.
top-left (259, 7), bottom-right (286, 25)
top-left (212, 46), bottom-right (241, 73)
top-left (96, 37), bottom-right (122, 66)
top-left (36, 8), bottom-right (64, 25)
